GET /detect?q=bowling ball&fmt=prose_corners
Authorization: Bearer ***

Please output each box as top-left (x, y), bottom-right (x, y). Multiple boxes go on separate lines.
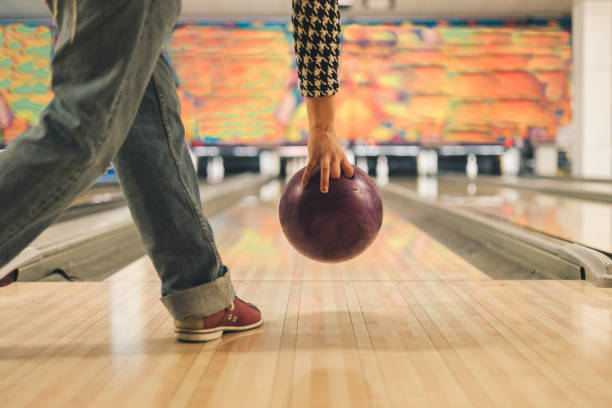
top-left (279, 166), bottom-right (383, 263)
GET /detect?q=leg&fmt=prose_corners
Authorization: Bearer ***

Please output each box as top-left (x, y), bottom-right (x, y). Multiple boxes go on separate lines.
top-left (0, 0), bottom-right (180, 266)
top-left (112, 54), bottom-right (234, 320)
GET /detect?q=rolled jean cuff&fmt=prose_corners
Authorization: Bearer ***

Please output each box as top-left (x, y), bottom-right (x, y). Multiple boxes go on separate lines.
top-left (161, 272), bottom-right (235, 320)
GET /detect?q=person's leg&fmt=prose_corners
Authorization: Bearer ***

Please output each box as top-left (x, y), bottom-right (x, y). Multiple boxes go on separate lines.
top-left (0, 0), bottom-right (180, 266)
top-left (112, 54), bottom-right (235, 320)
top-left (114, 56), bottom-right (262, 341)
top-left (0, 0), bottom-right (261, 338)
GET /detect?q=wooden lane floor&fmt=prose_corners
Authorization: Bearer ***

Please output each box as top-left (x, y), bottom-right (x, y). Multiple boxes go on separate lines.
top-left (472, 175), bottom-right (612, 197)
top-left (395, 177), bottom-right (612, 253)
top-left (1, 189), bottom-right (612, 407)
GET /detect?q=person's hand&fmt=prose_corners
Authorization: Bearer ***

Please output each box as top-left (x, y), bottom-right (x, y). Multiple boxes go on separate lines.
top-left (301, 95), bottom-right (354, 193)
top-left (301, 127), bottom-right (354, 193)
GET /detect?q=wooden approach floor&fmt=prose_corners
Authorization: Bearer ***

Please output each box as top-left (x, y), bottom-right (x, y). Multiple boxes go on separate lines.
top-left (1, 191), bottom-right (612, 407)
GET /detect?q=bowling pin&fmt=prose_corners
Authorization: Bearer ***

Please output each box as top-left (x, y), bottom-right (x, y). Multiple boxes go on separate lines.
top-left (466, 153), bottom-right (478, 180)
top-left (356, 157), bottom-right (369, 174)
top-left (210, 156), bottom-right (218, 183)
top-left (206, 157), bottom-right (214, 183)
top-left (218, 157), bottom-right (225, 182)
top-left (207, 156), bottom-right (224, 184)
top-left (376, 156), bottom-right (389, 185)
top-left (286, 158), bottom-right (296, 180)
top-left (260, 150), bottom-right (280, 177)
top-left (345, 150), bottom-right (356, 165)
top-left (259, 151), bottom-right (269, 176)
top-left (271, 151), bottom-right (281, 177)
top-left (417, 149), bottom-right (438, 176)
top-left (501, 147), bottom-right (520, 178)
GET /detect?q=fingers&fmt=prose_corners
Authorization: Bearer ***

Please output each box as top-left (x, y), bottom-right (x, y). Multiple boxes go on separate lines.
top-left (320, 156), bottom-right (331, 193)
top-left (330, 157), bottom-right (341, 179)
top-left (341, 156), bottom-right (355, 178)
top-left (301, 161), bottom-right (316, 188)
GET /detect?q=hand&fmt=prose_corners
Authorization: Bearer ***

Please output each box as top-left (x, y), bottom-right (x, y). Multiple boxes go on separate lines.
top-left (301, 127), bottom-right (354, 193)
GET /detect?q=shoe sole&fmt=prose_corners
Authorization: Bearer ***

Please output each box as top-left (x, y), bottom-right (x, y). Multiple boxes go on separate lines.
top-left (175, 318), bottom-right (264, 342)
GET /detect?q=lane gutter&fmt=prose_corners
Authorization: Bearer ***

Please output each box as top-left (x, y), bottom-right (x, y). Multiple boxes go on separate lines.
top-left (0, 174), bottom-right (270, 283)
top-left (440, 174), bottom-right (612, 204)
top-left (383, 182), bottom-right (612, 287)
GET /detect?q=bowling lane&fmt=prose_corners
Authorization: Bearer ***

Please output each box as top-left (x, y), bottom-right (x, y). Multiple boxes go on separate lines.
top-left (5, 175), bottom-right (268, 283)
top-left (221, 193), bottom-right (489, 282)
top-left (446, 174), bottom-right (612, 203)
top-left (477, 175), bottom-right (612, 194)
top-left (517, 178), bottom-right (612, 195)
top-left (80, 180), bottom-right (612, 408)
top-left (111, 179), bottom-right (490, 284)
top-left (5, 178), bottom-right (612, 408)
top-left (394, 177), bottom-right (612, 254)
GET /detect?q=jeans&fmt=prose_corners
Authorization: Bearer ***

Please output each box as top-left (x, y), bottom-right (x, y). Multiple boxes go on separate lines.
top-left (0, 0), bottom-right (234, 320)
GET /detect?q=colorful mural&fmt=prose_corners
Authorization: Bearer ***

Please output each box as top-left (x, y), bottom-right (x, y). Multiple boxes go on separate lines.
top-left (167, 21), bottom-right (571, 147)
top-left (167, 23), bottom-right (294, 146)
top-left (0, 21), bottom-right (571, 148)
top-left (0, 24), bottom-right (53, 146)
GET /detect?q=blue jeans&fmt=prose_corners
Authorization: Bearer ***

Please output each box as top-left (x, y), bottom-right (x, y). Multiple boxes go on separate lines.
top-left (0, 0), bottom-right (234, 319)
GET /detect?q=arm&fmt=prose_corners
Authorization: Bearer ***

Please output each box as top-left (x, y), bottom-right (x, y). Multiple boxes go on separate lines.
top-left (292, 0), bottom-right (353, 193)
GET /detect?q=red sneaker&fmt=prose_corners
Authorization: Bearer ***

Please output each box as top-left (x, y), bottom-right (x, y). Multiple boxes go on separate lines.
top-left (0, 271), bottom-right (17, 288)
top-left (174, 297), bottom-right (263, 342)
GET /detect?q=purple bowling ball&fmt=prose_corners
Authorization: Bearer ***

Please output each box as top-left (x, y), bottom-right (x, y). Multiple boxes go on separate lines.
top-left (279, 165), bottom-right (383, 263)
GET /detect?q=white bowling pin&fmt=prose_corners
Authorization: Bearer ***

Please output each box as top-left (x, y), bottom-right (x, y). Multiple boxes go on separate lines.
top-left (357, 157), bottom-right (369, 174)
top-left (218, 157), bottom-right (225, 182)
top-left (286, 158), bottom-right (295, 179)
top-left (501, 148), bottom-right (520, 177)
top-left (376, 156), bottom-right (388, 176)
top-left (466, 153), bottom-right (478, 180)
top-left (417, 149), bottom-right (438, 176)
top-left (345, 150), bottom-right (356, 165)
top-left (376, 156), bottom-right (389, 185)
top-left (207, 156), bottom-right (224, 184)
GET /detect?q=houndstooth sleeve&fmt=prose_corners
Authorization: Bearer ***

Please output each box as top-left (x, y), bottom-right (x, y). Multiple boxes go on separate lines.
top-left (292, 0), bottom-right (341, 97)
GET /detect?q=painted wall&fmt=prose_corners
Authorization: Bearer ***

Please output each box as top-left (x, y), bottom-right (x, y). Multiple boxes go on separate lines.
top-left (0, 20), bottom-right (572, 148)
top-left (167, 21), bottom-right (572, 146)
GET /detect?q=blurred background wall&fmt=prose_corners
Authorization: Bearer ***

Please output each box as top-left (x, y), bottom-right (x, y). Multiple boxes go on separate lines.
top-left (166, 21), bottom-right (571, 147)
top-left (0, 0), bottom-right (610, 178)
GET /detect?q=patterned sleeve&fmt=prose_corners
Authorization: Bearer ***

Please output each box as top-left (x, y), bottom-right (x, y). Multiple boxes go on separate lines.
top-left (292, 0), bottom-right (341, 97)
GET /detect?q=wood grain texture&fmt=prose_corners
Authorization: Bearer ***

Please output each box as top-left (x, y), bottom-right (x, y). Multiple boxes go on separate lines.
top-left (2, 197), bottom-right (611, 407)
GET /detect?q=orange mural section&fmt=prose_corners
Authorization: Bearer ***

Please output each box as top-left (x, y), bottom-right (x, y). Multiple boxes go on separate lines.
top-left (167, 24), bottom-right (294, 146)
top-left (167, 22), bottom-right (571, 147)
